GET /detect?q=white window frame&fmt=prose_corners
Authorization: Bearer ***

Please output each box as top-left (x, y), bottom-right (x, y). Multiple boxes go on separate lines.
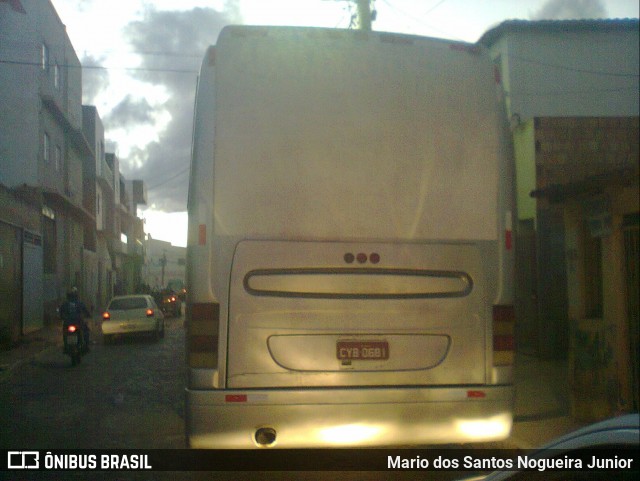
top-left (41, 43), bottom-right (49, 71)
top-left (54, 63), bottom-right (60, 89)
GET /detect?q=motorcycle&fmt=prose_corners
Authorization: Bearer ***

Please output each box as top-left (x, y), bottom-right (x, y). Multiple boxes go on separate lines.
top-left (63, 322), bottom-right (88, 366)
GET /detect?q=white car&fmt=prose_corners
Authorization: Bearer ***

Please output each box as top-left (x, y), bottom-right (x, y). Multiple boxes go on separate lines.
top-left (102, 295), bottom-right (165, 343)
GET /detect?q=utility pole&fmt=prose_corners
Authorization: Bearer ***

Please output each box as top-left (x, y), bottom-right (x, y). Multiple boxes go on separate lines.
top-left (355, 0), bottom-right (374, 31)
top-left (330, 0), bottom-right (375, 31)
top-left (160, 251), bottom-right (167, 288)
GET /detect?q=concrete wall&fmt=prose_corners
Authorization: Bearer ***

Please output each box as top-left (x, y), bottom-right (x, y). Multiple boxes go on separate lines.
top-left (565, 184), bottom-right (639, 420)
top-left (513, 120), bottom-right (537, 221)
top-left (143, 238), bottom-right (186, 290)
top-left (0, 186), bottom-right (43, 345)
top-left (487, 26), bottom-right (639, 122)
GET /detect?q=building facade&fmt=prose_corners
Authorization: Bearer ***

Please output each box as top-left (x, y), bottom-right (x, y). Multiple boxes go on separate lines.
top-left (143, 238), bottom-right (186, 291)
top-left (480, 19), bottom-right (639, 419)
top-left (530, 116), bottom-right (639, 417)
top-left (1, 0), bottom-right (93, 327)
top-left (0, 186), bottom-right (42, 346)
top-left (1, 0), bottom-right (148, 341)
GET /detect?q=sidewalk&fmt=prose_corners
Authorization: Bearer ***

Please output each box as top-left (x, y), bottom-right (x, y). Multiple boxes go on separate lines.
top-left (0, 317), bottom-right (102, 382)
top-left (509, 352), bottom-right (585, 449)
top-left (0, 321), bottom-right (60, 381)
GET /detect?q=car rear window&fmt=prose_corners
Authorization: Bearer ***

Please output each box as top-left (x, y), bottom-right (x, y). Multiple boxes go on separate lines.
top-left (108, 297), bottom-right (148, 310)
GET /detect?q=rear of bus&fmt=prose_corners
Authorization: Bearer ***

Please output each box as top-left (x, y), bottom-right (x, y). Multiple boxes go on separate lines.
top-left (186, 26), bottom-right (515, 448)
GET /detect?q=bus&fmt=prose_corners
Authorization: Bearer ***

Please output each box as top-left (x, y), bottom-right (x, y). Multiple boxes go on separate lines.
top-left (186, 25), bottom-right (515, 448)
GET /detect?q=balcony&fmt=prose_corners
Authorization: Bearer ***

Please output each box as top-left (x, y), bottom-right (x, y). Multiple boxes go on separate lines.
top-left (97, 157), bottom-right (114, 191)
top-left (41, 95), bottom-right (92, 159)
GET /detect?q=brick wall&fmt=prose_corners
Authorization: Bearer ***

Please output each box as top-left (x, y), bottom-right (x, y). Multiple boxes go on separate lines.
top-left (534, 117), bottom-right (639, 189)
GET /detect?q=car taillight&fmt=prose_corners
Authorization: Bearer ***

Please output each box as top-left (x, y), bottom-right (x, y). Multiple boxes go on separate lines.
top-left (146, 308), bottom-right (154, 317)
top-left (171, 296), bottom-right (176, 302)
top-left (187, 302), bottom-right (219, 369)
top-left (67, 325), bottom-right (77, 333)
top-left (493, 305), bottom-right (515, 367)
top-left (102, 312), bottom-right (110, 320)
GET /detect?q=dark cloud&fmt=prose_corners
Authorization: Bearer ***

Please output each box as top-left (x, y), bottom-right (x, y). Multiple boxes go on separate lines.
top-left (117, 4), bottom-right (239, 212)
top-left (531, 0), bottom-right (607, 20)
top-left (105, 95), bottom-right (154, 128)
top-left (81, 53), bottom-right (109, 104)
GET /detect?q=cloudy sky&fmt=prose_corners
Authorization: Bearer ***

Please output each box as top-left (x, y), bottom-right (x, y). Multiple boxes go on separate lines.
top-left (48, 0), bottom-right (639, 246)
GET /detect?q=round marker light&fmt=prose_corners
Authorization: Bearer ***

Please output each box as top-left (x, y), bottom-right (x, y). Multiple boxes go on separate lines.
top-left (370, 253), bottom-right (380, 264)
top-left (356, 253), bottom-right (367, 264)
top-left (344, 253), bottom-right (355, 264)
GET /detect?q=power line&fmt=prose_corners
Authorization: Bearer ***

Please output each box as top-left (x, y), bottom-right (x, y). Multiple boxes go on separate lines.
top-left (0, 58), bottom-right (198, 74)
top-left (507, 86), bottom-right (639, 97)
top-left (421, 0), bottom-right (450, 17)
top-left (380, 0), bottom-right (462, 41)
top-left (146, 166), bottom-right (190, 191)
top-left (85, 49), bottom-right (203, 59)
top-left (509, 55), bottom-right (639, 78)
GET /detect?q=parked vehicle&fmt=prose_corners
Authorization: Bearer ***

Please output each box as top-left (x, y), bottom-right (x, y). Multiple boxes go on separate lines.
top-left (102, 295), bottom-right (165, 343)
top-left (63, 321), bottom-right (87, 366)
top-left (186, 26), bottom-right (515, 448)
top-left (460, 414), bottom-right (640, 480)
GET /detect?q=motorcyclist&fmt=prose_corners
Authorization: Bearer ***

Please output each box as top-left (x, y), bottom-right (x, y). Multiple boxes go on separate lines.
top-left (59, 287), bottom-right (91, 353)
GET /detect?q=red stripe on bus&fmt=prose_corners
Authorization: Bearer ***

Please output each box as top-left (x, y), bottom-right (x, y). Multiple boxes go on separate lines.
top-left (225, 394), bottom-right (248, 403)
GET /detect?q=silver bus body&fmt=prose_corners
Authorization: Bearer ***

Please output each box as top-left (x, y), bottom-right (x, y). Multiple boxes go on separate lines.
top-left (186, 26), bottom-right (515, 448)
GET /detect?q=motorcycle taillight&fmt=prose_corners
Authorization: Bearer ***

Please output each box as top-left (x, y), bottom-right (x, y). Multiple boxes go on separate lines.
top-left (67, 325), bottom-right (78, 333)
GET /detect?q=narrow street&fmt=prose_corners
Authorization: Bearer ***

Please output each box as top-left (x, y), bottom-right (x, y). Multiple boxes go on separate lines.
top-left (0, 314), bottom-right (485, 480)
top-left (0, 313), bottom-right (578, 481)
top-left (0, 316), bottom-right (186, 450)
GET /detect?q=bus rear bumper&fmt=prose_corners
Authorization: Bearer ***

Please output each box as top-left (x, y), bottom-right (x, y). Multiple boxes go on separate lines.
top-left (186, 386), bottom-right (513, 448)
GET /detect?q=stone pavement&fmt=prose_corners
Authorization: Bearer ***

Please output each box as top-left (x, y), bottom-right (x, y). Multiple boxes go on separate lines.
top-left (0, 323), bottom-right (585, 449)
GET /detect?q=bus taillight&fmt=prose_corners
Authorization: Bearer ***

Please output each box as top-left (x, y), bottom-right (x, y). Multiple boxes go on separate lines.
top-left (187, 302), bottom-right (220, 369)
top-left (492, 305), bottom-right (515, 366)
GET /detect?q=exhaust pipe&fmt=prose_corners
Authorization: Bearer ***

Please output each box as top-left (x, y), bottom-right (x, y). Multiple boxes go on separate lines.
top-left (254, 427), bottom-right (277, 447)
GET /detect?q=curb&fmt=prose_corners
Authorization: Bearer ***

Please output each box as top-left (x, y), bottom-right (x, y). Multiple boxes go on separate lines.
top-left (0, 344), bottom-right (59, 382)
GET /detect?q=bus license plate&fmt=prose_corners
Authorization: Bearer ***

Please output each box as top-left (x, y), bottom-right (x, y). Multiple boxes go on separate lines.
top-left (66, 333), bottom-right (77, 345)
top-left (337, 341), bottom-right (389, 360)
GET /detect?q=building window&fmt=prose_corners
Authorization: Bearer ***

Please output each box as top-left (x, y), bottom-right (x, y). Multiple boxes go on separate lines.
top-left (492, 55), bottom-right (502, 84)
top-left (42, 206), bottom-right (55, 220)
top-left (41, 43), bottom-right (49, 71)
top-left (55, 145), bottom-right (62, 171)
top-left (54, 63), bottom-right (60, 89)
top-left (43, 133), bottom-right (50, 163)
